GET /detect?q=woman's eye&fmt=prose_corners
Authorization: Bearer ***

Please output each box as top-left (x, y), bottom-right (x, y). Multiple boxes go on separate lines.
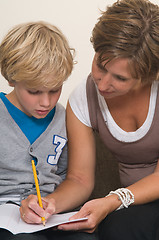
top-left (116, 75), bottom-right (127, 81)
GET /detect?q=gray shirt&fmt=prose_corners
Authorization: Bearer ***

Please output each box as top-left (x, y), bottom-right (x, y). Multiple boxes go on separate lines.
top-left (0, 100), bottom-right (67, 204)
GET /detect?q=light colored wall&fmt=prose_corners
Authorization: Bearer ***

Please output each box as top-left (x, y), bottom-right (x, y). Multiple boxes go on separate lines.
top-left (0, 0), bottom-right (158, 106)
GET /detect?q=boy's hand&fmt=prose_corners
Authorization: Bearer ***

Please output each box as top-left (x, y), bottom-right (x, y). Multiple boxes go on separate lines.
top-left (20, 194), bottom-right (55, 224)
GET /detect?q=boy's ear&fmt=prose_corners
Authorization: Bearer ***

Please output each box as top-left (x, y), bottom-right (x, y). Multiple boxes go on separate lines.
top-left (8, 81), bottom-right (15, 87)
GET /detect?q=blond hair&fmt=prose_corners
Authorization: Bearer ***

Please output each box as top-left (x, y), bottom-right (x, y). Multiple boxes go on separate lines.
top-left (0, 21), bottom-right (74, 89)
top-left (91, 0), bottom-right (159, 83)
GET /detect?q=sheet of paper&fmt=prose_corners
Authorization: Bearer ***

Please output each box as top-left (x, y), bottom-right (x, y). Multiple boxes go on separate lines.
top-left (0, 204), bottom-right (87, 235)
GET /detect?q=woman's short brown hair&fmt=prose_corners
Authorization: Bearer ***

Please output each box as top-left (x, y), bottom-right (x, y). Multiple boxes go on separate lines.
top-left (91, 0), bottom-right (159, 83)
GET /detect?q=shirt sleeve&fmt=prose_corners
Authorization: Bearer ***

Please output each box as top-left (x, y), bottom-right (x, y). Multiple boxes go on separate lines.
top-left (68, 79), bottom-right (91, 127)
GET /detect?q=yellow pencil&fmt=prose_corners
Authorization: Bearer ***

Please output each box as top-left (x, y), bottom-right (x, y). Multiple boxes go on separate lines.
top-left (31, 160), bottom-right (46, 226)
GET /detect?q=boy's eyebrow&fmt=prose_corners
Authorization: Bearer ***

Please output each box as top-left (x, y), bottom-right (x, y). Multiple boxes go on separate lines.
top-left (50, 85), bottom-right (63, 91)
top-left (27, 85), bottom-right (62, 92)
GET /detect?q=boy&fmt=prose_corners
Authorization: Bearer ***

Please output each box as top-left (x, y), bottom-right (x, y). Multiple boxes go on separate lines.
top-left (0, 21), bottom-right (75, 240)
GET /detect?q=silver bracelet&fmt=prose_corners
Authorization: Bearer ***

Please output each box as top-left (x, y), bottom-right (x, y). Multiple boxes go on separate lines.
top-left (106, 188), bottom-right (134, 210)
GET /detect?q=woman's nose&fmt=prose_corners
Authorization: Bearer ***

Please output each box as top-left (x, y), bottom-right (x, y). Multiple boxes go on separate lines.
top-left (97, 73), bottom-right (112, 91)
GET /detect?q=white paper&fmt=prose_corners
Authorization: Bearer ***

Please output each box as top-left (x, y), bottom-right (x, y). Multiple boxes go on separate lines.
top-left (0, 204), bottom-right (87, 235)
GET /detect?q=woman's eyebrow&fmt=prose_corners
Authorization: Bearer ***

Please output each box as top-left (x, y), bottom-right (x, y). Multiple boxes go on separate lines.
top-left (113, 73), bottom-right (130, 80)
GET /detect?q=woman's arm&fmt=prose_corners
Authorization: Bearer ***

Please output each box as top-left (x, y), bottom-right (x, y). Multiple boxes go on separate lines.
top-left (127, 160), bottom-right (159, 204)
top-left (20, 102), bottom-right (96, 223)
top-left (47, 102), bottom-right (96, 212)
top-left (57, 162), bottom-right (159, 233)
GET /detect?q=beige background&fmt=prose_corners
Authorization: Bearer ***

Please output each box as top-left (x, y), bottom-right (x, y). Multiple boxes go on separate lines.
top-left (0, 0), bottom-right (158, 106)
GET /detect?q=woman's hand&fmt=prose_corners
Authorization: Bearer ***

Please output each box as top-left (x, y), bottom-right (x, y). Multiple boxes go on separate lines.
top-left (57, 196), bottom-right (118, 233)
top-left (19, 194), bottom-right (56, 224)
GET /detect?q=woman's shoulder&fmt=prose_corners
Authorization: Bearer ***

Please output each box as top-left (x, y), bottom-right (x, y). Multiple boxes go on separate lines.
top-left (69, 78), bottom-right (87, 108)
top-left (70, 78), bottom-right (87, 99)
top-left (68, 77), bottom-right (92, 127)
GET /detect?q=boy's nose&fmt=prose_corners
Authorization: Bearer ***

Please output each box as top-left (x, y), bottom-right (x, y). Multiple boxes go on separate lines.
top-left (39, 93), bottom-right (50, 107)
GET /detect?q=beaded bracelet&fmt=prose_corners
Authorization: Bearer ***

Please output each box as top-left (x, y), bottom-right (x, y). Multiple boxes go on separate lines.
top-left (106, 188), bottom-right (135, 210)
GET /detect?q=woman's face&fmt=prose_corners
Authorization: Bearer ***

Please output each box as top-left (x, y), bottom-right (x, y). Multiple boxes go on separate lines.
top-left (91, 54), bottom-right (141, 100)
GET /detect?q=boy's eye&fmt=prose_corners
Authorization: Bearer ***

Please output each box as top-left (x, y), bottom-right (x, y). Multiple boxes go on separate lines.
top-left (50, 89), bottom-right (60, 94)
top-left (27, 88), bottom-right (61, 95)
top-left (28, 90), bottom-right (40, 95)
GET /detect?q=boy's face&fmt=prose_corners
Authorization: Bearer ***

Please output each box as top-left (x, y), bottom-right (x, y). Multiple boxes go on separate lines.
top-left (7, 81), bottom-right (62, 118)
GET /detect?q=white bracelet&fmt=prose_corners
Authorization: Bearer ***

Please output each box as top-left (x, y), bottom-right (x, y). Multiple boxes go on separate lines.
top-left (106, 188), bottom-right (134, 210)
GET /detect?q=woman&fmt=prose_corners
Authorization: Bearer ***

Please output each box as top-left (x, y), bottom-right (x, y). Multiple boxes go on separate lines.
top-left (56, 0), bottom-right (159, 239)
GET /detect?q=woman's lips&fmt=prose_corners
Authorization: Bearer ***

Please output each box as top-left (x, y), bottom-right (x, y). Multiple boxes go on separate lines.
top-left (99, 90), bottom-right (114, 96)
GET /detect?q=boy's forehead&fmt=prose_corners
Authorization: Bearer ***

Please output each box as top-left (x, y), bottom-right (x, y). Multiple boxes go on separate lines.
top-left (22, 74), bottom-right (63, 90)
top-left (27, 85), bottom-right (62, 90)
